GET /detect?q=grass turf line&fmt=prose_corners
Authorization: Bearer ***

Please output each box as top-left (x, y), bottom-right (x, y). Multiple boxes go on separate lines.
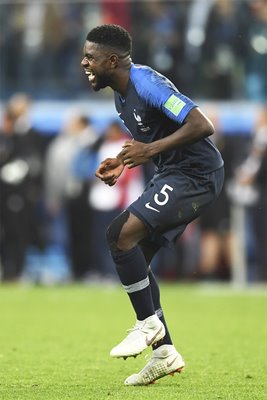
top-left (0, 284), bottom-right (266, 400)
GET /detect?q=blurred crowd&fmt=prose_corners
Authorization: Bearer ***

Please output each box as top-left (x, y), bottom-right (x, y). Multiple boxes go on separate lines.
top-left (0, 94), bottom-right (146, 284)
top-left (0, 94), bottom-right (266, 285)
top-left (0, 0), bottom-right (267, 285)
top-left (1, 0), bottom-right (267, 101)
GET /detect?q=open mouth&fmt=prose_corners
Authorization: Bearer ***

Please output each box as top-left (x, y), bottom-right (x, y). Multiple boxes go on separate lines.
top-left (85, 70), bottom-right (96, 83)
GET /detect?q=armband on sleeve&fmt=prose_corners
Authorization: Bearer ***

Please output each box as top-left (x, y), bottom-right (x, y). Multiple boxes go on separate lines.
top-left (162, 93), bottom-right (196, 124)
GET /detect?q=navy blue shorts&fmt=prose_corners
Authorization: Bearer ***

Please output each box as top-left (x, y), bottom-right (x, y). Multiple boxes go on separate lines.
top-left (128, 167), bottom-right (224, 246)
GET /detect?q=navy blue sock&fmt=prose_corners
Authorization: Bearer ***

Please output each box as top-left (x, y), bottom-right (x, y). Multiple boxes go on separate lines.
top-left (148, 269), bottom-right (173, 348)
top-left (112, 246), bottom-right (155, 320)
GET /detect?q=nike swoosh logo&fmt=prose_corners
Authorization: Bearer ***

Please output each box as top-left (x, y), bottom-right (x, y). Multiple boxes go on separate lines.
top-left (167, 355), bottom-right (178, 368)
top-left (146, 325), bottom-right (164, 346)
top-left (145, 202), bottom-right (160, 213)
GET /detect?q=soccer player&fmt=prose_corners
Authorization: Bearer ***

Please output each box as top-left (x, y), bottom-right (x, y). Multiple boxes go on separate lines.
top-left (81, 24), bottom-right (224, 386)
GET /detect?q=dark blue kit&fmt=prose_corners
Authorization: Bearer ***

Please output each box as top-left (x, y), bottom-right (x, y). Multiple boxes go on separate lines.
top-left (115, 63), bottom-right (224, 245)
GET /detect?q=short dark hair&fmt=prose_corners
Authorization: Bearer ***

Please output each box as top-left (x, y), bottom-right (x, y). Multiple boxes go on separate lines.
top-left (86, 24), bottom-right (132, 55)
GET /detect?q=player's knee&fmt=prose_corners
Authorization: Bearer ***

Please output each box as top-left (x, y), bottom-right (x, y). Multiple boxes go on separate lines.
top-left (106, 210), bottom-right (130, 253)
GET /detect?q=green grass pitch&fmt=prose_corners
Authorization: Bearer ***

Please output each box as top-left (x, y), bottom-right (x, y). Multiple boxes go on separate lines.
top-left (0, 283), bottom-right (266, 400)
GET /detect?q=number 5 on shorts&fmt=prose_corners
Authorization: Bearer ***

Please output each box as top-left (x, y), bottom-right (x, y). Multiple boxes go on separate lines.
top-left (145, 184), bottom-right (174, 213)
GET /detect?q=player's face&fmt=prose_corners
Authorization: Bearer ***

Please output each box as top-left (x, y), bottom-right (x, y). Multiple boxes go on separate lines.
top-left (81, 41), bottom-right (113, 91)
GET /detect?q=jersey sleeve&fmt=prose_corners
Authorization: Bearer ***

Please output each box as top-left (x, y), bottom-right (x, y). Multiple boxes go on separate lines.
top-left (131, 65), bottom-right (197, 124)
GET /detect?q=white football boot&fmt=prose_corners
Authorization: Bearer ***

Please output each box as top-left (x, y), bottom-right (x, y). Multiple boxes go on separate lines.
top-left (110, 314), bottom-right (165, 359)
top-left (124, 344), bottom-right (185, 386)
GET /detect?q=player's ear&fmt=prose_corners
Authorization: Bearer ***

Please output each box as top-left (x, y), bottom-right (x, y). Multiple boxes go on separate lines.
top-left (109, 54), bottom-right (119, 68)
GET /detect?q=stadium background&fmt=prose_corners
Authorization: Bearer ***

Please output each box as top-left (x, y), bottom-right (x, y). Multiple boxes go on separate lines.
top-left (0, 2), bottom-right (267, 400)
top-left (0, 0), bottom-right (267, 286)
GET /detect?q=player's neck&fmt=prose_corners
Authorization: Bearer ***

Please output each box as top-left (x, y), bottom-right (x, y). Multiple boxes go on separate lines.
top-left (110, 57), bottom-right (132, 96)
top-left (111, 66), bottom-right (131, 97)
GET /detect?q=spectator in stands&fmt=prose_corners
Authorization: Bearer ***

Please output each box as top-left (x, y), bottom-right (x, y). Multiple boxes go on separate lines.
top-left (233, 106), bottom-right (267, 280)
top-left (44, 113), bottom-right (98, 281)
top-left (0, 94), bottom-right (47, 280)
top-left (200, 0), bottom-right (246, 99)
top-left (242, 0), bottom-right (267, 101)
top-left (132, 1), bottom-right (187, 89)
top-left (196, 116), bottom-right (233, 281)
top-left (0, 1), bottom-right (266, 101)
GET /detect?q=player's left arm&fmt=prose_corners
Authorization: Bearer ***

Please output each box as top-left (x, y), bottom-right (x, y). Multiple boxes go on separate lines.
top-left (96, 107), bottom-right (212, 180)
top-left (120, 69), bottom-right (214, 168)
top-left (146, 107), bottom-right (214, 158)
top-left (120, 107), bottom-right (214, 168)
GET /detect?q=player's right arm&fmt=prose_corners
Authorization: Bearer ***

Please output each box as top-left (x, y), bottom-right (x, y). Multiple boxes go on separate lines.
top-left (95, 156), bottom-right (125, 186)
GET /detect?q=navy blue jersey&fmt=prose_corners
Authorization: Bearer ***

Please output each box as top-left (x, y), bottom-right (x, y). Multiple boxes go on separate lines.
top-left (114, 64), bottom-right (224, 175)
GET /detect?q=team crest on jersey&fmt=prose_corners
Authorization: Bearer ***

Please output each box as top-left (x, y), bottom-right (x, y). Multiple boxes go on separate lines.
top-left (133, 109), bottom-right (151, 132)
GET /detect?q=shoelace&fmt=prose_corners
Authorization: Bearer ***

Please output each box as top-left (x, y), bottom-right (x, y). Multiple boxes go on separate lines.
top-left (126, 321), bottom-right (144, 334)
